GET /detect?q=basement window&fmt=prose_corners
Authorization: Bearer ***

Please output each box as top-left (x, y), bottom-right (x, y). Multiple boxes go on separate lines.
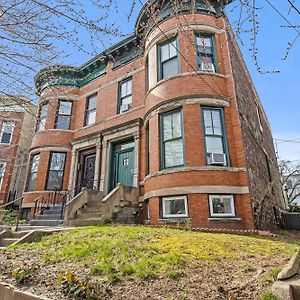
top-left (162, 196), bottom-right (188, 218)
top-left (209, 195), bottom-right (236, 217)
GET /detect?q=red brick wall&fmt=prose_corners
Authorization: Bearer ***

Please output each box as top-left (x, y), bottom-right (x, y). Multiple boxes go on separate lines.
top-left (24, 11), bottom-right (275, 230)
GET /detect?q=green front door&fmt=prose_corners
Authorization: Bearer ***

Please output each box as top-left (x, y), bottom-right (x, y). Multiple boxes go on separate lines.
top-left (111, 141), bottom-right (135, 190)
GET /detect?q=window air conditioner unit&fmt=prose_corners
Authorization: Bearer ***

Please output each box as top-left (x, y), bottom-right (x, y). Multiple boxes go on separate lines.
top-left (207, 153), bottom-right (226, 166)
top-left (201, 62), bottom-right (215, 72)
top-left (120, 103), bottom-right (130, 113)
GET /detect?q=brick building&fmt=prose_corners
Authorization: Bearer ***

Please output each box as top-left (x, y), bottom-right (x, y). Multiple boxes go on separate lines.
top-left (23, 0), bottom-right (285, 230)
top-left (0, 96), bottom-right (37, 210)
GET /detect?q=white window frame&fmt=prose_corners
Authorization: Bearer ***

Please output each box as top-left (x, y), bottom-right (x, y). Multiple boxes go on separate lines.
top-left (209, 195), bottom-right (235, 217)
top-left (0, 121), bottom-right (15, 145)
top-left (162, 196), bottom-right (188, 218)
top-left (0, 162), bottom-right (6, 191)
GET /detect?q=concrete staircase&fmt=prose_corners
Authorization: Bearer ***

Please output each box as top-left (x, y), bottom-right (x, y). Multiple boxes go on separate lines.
top-left (29, 205), bottom-right (63, 227)
top-left (0, 231), bottom-right (28, 249)
top-left (65, 185), bottom-right (139, 227)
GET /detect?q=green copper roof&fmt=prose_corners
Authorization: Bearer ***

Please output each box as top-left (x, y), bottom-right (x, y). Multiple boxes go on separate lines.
top-left (35, 0), bottom-right (233, 94)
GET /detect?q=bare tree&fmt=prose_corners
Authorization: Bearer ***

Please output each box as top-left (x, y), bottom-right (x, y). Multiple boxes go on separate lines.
top-left (279, 160), bottom-right (300, 208)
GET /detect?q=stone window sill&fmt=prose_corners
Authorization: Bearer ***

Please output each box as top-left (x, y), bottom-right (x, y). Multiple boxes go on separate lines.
top-left (208, 217), bottom-right (241, 222)
top-left (158, 217), bottom-right (191, 224)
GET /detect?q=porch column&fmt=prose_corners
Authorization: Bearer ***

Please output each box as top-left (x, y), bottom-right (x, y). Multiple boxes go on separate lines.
top-left (133, 132), bottom-right (140, 189)
top-left (99, 139), bottom-right (108, 193)
top-left (93, 143), bottom-right (101, 190)
top-left (68, 149), bottom-right (78, 197)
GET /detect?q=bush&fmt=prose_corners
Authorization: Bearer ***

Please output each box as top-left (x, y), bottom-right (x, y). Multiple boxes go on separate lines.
top-left (260, 291), bottom-right (278, 300)
top-left (1, 210), bottom-right (17, 225)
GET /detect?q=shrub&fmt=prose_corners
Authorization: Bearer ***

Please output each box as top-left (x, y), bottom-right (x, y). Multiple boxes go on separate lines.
top-left (1, 210), bottom-right (17, 225)
top-left (260, 291), bottom-right (278, 300)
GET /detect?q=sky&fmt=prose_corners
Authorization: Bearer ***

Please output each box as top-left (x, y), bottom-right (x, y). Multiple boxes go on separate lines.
top-left (57, 0), bottom-right (300, 163)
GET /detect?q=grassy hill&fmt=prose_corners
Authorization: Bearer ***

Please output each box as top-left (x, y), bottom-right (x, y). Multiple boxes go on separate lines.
top-left (0, 226), bottom-right (299, 299)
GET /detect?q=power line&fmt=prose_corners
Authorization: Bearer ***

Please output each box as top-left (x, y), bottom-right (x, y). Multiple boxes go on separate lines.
top-left (265, 0), bottom-right (300, 34)
top-left (287, 0), bottom-right (300, 15)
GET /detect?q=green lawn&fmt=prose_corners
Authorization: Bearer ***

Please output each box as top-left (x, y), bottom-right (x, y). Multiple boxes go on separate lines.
top-left (15, 226), bottom-right (298, 282)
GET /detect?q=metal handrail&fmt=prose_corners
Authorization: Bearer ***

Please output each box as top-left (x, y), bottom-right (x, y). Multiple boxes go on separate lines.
top-left (0, 195), bottom-right (24, 209)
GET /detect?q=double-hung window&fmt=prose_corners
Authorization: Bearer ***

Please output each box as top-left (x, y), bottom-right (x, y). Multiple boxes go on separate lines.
top-left (119, 78), bottom-right (132, 114)
top-left (158, 38), bottom-right (179, 80)
top-left (56, 100), bottom-right (72, 130)
top-left (202, 107), bottom-right (228, 166)
top-left (162, 196), bottom-right (188, 218)
top-left (209, 195), bottom-right (235, 217)
top-left (161, 109), bottom-right (184, 169)
top-left (46, 152), bottom-right (66, 191)
top-left (195, 34), bottom-right (217, 72)
top-left (0, 162), bottom-right (6, 190)
top-left (27, 154), bottom-right (40, 192)
top-left (85, 95), bottom-right (97, 126)
top-left (36, 103), bottom-right (48, 132)
top-left (0, 121), bottom-right (14, 144)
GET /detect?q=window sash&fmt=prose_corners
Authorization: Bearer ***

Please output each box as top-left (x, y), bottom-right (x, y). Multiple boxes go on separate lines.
top-left (159, 38), bottom-right (179, 80)
top-left (1, 122), bottom-right (14, 144)
top-left (85, 96), bottom-right (97, 126)
top-left (56, 101), bottom-right (72, 130)
top-left (46, 152), bottom-right (66, 190)
top-left (162, 196), bottom-right (188, 218)
top-left (0, 162), bottom-right (6, 190)
top-left (209, 195), bottom-right (235, 217)
top-left (27, 154), bottom-right (40, 192)
top-left (196, 34), bottom-right (216, 72)
top-left (37, 104), bottom-right (48, 132)
top-left (161, 110), bottom-right (184, 169)
top-left (202, 108), bottom-right (228, 161)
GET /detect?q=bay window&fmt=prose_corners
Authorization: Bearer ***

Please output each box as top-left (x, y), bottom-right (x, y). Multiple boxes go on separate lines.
top-left (202, 107), bottom-right (228, 166)
top-left (36, 103), bottom-right (48, 132)
top-left (195, 34), bottom-right (217, 72)
top-left (27, 154), bottom-right (40, 192)
top-left (55, 100), bottom-right (72, 130)
top-left (160, 109), bottom-right (184, 169)
top-left (158, 38), bottom-right (179, 80)
top-left (46, 152), bottom-right (66, 191)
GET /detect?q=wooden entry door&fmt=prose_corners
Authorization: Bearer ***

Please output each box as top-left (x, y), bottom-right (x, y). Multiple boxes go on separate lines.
top-left (111, 141), bottom-right (135, 191)
top-left (76, 148), bottom-right (96, 194)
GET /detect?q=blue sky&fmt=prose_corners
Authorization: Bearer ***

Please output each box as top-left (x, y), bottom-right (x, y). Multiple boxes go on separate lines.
top-left (59, 1), bottom-right (300, 162)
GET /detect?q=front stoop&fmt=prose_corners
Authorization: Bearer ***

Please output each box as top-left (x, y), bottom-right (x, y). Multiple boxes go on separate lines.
top-left (0, 231), bottom-right (28, 249)
top-left (0, 282), bottom-right (51, 300)
top-left (272, 249), bottom-right (300, 300)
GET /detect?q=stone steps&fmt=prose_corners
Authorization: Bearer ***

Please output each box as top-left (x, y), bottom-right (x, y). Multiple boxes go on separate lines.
top-left (0, 238), bottom-right (19, 247)
top-left (29, 219), bottom-right (62, 227)
top-left (68, 218), bottom-right (103, 227)
top-left (77, 212), bottom-right (102, 219)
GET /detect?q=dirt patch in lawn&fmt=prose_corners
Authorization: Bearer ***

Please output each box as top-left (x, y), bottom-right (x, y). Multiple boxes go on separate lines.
top-left (0, 226), bottom-right (298, 300)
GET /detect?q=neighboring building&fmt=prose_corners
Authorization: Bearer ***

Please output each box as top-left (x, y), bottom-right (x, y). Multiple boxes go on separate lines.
top-left (23, 0), bottom-right (285, 230)
top-left (0, 96), bottom-right (37, 209)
